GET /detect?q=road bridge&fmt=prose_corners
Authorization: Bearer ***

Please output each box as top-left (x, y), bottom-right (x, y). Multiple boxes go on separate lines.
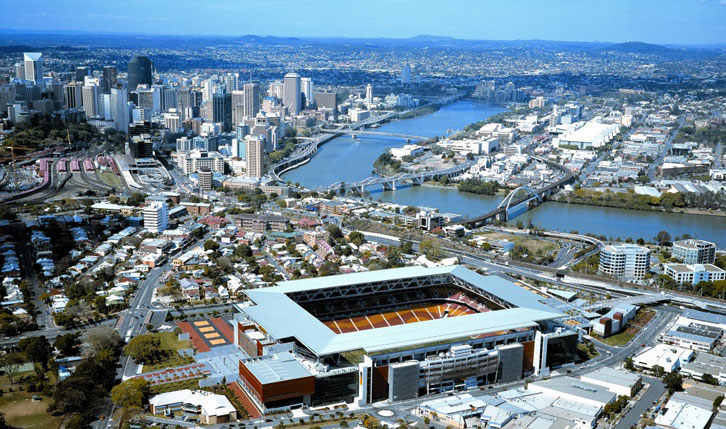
top-left (319, 160), bottom-right (475, 194)
top-left (319, 129), bottom-right (430, 141)
top-left (458, 155), bottom-right (575, 227)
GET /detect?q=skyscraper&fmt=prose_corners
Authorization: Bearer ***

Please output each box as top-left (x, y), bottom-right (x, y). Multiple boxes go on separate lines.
top-left (64, 81), bottom-right (83, 109)
top-left (81, 84), bottom-right (99, 117)
top-left (23, 53), bottom-right (43, 83)
top-left (198, 168), bottom-right (213, 191)
top-left (212, 92), bottom-right (232, 131)
top-left (14, 63), bottom-right (24, 80)
top-left (75, 66), bottom-right (90, 82)
top-left (366, 84), bottom-right (373, 109)
top-left (301, 77), bottom-right (314, 109)
top-left (400, 64), bottom-right (412, 86)
top-left (283, 72), bottom-right (301, 115)
top-left (102, 66), bottom-right (117, 93)
top-left (243, 83), bottom-right (260, 117)
top-left (231, 90), bottom-right (245, 125)
top-left (127, 55), bottom-right (153, 91)
top-left (111, 87), bottom-right (129, 132)
top-left (245, 135), bottom-right (265, 178)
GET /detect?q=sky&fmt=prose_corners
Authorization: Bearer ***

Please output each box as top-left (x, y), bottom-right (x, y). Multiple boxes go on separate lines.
top-left (3, 0), bottom-right (726, 45)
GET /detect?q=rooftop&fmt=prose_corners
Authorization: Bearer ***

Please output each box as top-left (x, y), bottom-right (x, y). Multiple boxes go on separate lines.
top-left (237, 266), bottom-right (562, 356)
top-left (242, 351), bottom-right (312, 384)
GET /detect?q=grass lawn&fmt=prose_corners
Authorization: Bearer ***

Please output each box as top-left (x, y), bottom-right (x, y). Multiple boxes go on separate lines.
top-left (137, 332), bottom-right (194, 372)
top-left (599, 331), bottom-right (635, 347)
top-left (481, 231), bottom-right (558, 255)
top-left (0, 371), bottom-right (63, 429)
top-left (97, 171), bottom-right (123, 188)
top-left (156, 331), bottom-right (191, 352)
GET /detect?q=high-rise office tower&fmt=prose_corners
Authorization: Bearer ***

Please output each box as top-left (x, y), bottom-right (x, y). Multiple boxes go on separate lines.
top-left (212, 92), bottom-right (232, 131)
top-left (102, 66), bottom-right (117, 93)
top-left (81, 84), bottom-right (98, 117)
top-left (245, 135), bottom-right (264, 178)
top-left (14, 63), bottom-right (25, 80)
top-left (127, 55), bottom-right (153, 91)
top-left (143, 199), bottom-right (168, 233)
top-left (231, 90), bottom-right (245, 126)
top-left (400, 64), bottom-right (411, 86)
top-left (283, 72), bottom-right (301, 115)
top-left (111, 88), bottom-right (129, 132)
top-left (163, 87), bottom-right (178, 112)
top-left (23, 53), bottom-right (43, 83)
top-left (301, 77), bottom-right (314, 109)
top-left (224, 73), bottom-right (238, 93)
top-left (243, 83), bottom-right (260, 117)
top-left (136, 86), bottom-right (155, 111)
top-left (75, 66), bottom-right (90, 82)
top-left (64, 81), bottom-right (83, 109)
top-left (314, 91), bottom-right (337, 112)
top-left (269, 80), bottom-right (283, 99)
top-left (366, 84), bottom-right (373, 109)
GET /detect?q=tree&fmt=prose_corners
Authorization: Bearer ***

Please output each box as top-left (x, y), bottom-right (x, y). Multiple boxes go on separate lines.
top-left (347, 231), bottom-right (365, 246)
top-left (652, 365), bottom-right (665, 378)
top-left (419, 238), bottom-right (441, 260)
top-left (204, 239), bottom-right (220, 252)
top-left (0, 352), bottom-right (25, 385)
top-left (51, 376), bottom-right (101, 415)
top-left (654, 231), bottom-right (672, 246)
top-left (111, 378), bottom-right (150, 408)
top-left (82, 326), bottom-right (123, 357)
top-left (326, 224), bottom-right (344, 240)
top-left (54, 333), bottom-right (81, 357)
top-left (663, 371), bottom-right (683, 394)
top-left (124, 335), bottom-right (163, 364)
top-left (714, 395), bottom-right (724, 409)
top-left (623, 357), bottom-right (635, 371)
top-left (702, 373), bottom-right (719, 386)
top-left (18, 336), bottom-right (51, 370)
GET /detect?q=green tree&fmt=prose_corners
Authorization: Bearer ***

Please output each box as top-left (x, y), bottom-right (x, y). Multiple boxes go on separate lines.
top-left (110, 378), bottom-right (150, 408)
top-left (82, 326), bottom-right (123, 357)
top-left (702, 373), bottom-right (719, 386)
top-left (18, 336), bottom-right (51, 370)
top-left (663, 371), bottom-right (683, 394)
top-left (0, 352), bottom-right (25, 385)
top-left (623, 357), bottom-right (635, 371)
top-left (347, 231), bottom-right (365, 246)
top-left (54, 333), bottom-right (81, 357)
top-left (419, 238), bottom-right (441, 259)
top-left (124, 335), bottom-right (163, 364)
top-left (204, 239), bottom-right (220, 251)
top-left (654, 231), bottom-right (672, 246)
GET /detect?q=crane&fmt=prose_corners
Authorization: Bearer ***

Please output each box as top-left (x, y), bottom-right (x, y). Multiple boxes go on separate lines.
top-left (0, 141), bottom-right (35, 194)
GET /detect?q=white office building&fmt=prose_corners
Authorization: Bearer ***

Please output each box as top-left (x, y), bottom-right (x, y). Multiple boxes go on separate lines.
top-left (23, 52), bottom-right (43, 83)
top-left (664, 263), bottom-right (726, 285)
top-left (144, 200), bottom-right (169, 234)
top-left (673, 239), bottom-right (717, 264)
top-left (110, 88), bottom-right (129, 132)
top-left (598, 244), bottom-right (650, 281)
top-left (283, 72), bottom-right (301, 115)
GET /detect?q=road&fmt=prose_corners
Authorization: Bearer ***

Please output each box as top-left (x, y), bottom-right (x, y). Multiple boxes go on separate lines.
top-left (648, 116), bottom-right (685, 181)
top-left (615, 375), bottom-right (665, 429)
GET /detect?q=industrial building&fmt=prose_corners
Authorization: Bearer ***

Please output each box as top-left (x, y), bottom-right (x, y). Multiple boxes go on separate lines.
top-left (231, 266), bottom-right (578, 415)
top-left (632, 344), bottom-right (693, 373)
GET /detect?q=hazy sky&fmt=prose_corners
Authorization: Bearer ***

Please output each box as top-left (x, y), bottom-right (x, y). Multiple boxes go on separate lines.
top-left (3, 0), bottom-right (726, 45)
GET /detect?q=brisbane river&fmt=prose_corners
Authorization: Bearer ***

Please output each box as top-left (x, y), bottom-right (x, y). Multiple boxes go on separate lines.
top-left (283, 101), bottom-right (726, 246)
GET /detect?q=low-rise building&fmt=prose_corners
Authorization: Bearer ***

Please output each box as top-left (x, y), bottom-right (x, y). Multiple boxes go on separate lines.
top-left (673, 239), bottom-right (717, 264)
top-left (579, 367), bottom-right (642, 397)
top-left (632, 344), bottom-right (693, 373)
top-left (148, 389), bottom-right (236, 424)
top-left (664, 263), bottom-right (726, 285)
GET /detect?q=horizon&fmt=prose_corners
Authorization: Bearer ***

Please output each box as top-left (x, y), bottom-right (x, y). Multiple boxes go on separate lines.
top-left (3, 0), bottom-right (726, 45)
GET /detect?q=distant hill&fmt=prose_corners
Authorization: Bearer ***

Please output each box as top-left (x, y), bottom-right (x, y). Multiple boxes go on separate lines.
top-left (598, 41), bottom-right (674, 55)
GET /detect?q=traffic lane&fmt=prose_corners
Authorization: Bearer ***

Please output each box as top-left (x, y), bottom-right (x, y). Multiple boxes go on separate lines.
top-left (615, 375), bottom-right (665, 429)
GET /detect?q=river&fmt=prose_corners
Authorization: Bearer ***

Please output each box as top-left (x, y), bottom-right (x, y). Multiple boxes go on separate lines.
top-left (283, 100), bottom-right (726, 247)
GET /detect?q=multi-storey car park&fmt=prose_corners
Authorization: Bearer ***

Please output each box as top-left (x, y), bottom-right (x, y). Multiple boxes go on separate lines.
top-left (231, 266), bottom-right (580, 415)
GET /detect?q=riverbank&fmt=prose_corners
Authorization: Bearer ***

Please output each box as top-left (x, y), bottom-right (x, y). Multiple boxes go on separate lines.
top-left (555, 194), bottom-right (726, 218)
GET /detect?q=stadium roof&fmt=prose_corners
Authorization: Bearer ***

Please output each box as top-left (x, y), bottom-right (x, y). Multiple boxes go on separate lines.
top-left (238, 266), bottom-right (563, 356)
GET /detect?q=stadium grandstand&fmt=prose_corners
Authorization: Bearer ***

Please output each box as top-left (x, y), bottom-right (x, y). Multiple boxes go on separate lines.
top-left (232, 266), bottom-right (580, 415)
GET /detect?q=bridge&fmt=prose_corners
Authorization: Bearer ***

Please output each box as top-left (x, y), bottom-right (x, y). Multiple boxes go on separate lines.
top-left (319, 160), bottom-right (476, 194)
top-left (458, 154), bottom-right (575, 227)
top-left (319, 129), bottom-right (430, 141)
top-left (582, 293), bottom-right (673, 312)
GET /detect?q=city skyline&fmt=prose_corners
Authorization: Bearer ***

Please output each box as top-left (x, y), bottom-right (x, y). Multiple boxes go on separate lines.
top-left (2, 0), bottom-right (726, 45)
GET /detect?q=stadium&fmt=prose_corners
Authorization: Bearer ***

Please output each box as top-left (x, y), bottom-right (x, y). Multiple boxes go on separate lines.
top-left (232, 266), bottom-right (580, 414)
